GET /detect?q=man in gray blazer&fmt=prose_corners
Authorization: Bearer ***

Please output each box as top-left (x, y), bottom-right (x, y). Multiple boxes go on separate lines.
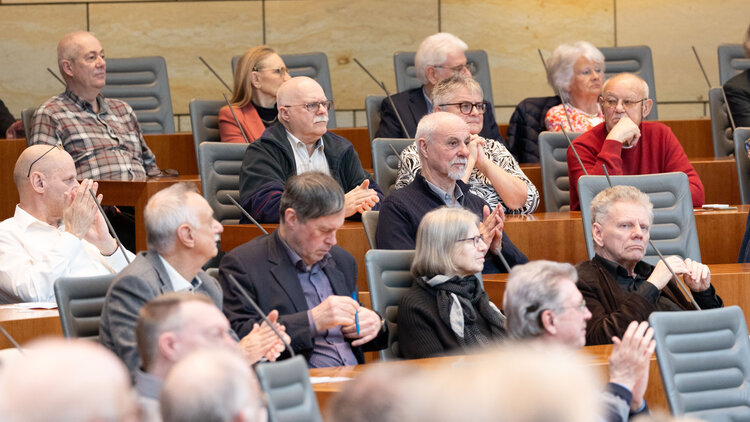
top-left (100, 182), bottom-right (287, 375)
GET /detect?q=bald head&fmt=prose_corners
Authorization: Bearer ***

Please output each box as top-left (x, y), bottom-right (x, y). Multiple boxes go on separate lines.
top-left (602, 73), bottom-right (649, 99)
top-left (14, 144), bottom-right (71, 187)
top-left (56, 31), bottom-right (106, 99)
top-left (0, 338), bottom-right (136, 422)
top-left (276, 76), bottom-right (323, 107)
top-left (276, 76), bottom-right (329, 143)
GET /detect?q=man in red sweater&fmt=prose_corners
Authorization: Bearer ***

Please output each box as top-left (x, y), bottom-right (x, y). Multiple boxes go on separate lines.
top-left (567, 73), bottom-right (704, 210)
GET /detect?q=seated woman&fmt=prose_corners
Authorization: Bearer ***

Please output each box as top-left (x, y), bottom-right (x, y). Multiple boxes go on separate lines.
top-left (394, 75), bottom-right (539, 214)
top-left (398, 207), bottom-right (507, 359)
top-left (219, 46), bottom-right (290, 143)
top-left (544, 41), bottom-right (605, 133)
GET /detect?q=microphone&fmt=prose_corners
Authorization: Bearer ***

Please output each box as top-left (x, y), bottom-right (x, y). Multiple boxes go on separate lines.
top-left (691, 46), bottom-right (736, 133)
top-left (496, 249), bottom-right (512, 273)
top-left (88, 189), bottom-right (131, 264)
top-left (46, 68), bottom-right (65, 87)
top-left (221, 93), bottom-right (250, 144)
top-left (0, 322), bottom-right (24, 355)
top-left (226, 194), bottom-right (269, 235)
top-left (600, 164), bottom-right (700, 310)
top-left (225, 273), bottom-right (295, 357)
top-left (352, 57), bottom-right (412, 138)
top-left (198, 56), bottom-right (232, 92)
top-left (387, 143), bottom-right (406, 170)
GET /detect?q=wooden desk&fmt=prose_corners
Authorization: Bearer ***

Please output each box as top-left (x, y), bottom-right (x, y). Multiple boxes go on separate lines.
top-left (311, 344), bottom-right (666, 415)
top-left (144, 133), bottom-right (197, 175)
top-left (98, 175), bottom-right (202, 252)
top-left (0, 306), bottom-right (61, 349)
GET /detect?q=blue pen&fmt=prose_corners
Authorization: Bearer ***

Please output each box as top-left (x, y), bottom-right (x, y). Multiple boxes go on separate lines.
top-left (352, 292), bottom-right (360, 335)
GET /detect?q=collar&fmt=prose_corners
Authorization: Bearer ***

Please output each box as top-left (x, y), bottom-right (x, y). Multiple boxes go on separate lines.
top-left (285, 129), bottom-right (324, 155)
top-left (134, 369), bottom-right (163, 400)
top-left (64, 88), bottom-right (109, 115)
top-left (421, 86), bottom-right (434, 113)
top-left (424, 178), bottom-right (464, 206)
top-left (593, 254), bottom-right (653, 279)
top-left (13, 205), bottom-right (61, 231)
top-left (157, 254), bottom-right (201, 292)
top-left (277, 232), bottom-right (332, 272)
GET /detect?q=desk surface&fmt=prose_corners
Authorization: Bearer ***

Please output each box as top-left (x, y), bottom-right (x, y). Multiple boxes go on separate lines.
top-left (0, 306), bottom-right (61, 349)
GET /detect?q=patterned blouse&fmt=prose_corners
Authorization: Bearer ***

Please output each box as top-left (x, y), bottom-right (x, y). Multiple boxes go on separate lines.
top-left (394, 137), bottom-right (539, 214)
top-left (544, 103), bottom-right (603, 133)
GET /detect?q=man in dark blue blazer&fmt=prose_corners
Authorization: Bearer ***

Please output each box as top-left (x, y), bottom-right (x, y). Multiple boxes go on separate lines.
top-left (375, 32), bottom-right (502, 143)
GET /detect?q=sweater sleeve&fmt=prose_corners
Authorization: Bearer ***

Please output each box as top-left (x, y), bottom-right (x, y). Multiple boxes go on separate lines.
top-left (238, 141), bottom-right (288, 223)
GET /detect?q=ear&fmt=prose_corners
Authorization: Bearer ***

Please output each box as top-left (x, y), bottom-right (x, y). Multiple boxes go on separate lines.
top-left (540, 309), bottom-right (556, 336)
top-left (250, 71), bottom-right (262, 89)
top-left (176, 223), bottom-right (194, 248)
top-left (417, 137), bottom-right (429, 159)
top-left (278, 106), bottom-right (290, 123)
top-left (284, 208), bottom-right (298, 228)
top-left (157, 332), bottom-right (180, 363)
top-left (642, 99), bottom-right (653, 119)
top-left (425, 66), bottom-right (440, 85)
top-left (29, 173), bottom-right (45, 193)
top-left (60, 60), bottom-right (74, 78)
top-left (592, 222), bottom-right (605, 248)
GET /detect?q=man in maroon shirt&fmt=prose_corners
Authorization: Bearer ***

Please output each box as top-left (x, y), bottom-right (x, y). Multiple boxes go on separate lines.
top-left (567, 73), bottom-right (704, 210)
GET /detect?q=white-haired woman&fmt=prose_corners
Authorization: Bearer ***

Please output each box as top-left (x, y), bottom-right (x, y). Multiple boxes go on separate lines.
top-left (544, 41), bottom-right (606, 132)
top-left (398, 207), bottom-right (506, 359)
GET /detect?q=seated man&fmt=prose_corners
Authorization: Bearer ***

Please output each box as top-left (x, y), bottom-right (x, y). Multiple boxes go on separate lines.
top-left (0, 144), bottom-right (133, 303)
top-left (577, 186), bottom-right (722, 345)
top-left (724, 23), bottom-right (750, 128)
top-left (30, 31), bottom-right (160, 181)
top-left (221, 172), bottom-right (387, 367)
top-left (374, 32), bottom-right (501, 142)
top-left (134, 292), bottom-right (285, 421)
top-left (503, 260), bottom-right (654, 422)
top-left (376, 112), bottom-right (528, 273)
top-left (100, 183), bottom-right (283, 374)
top-left (567, 73), bottom-right (704, 210)
top-left (240, 76), bottom-right (382, 223)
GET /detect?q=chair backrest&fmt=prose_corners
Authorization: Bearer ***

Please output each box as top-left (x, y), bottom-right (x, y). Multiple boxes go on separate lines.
top-left (254, 355), bottom-right (323, 422)
top-left (54, 274), bottom-right (117, 341)
top-left (365, 95), bottom-right (385, 141)
top-left (718, 44), bottom-right (750, 85)
top-left (371, 138), bottom-right (414, 196)
top-left (365, 249), bottom-right (415, 361)
top-left (22, 107), bottom-right (35, 145)
top-left (198, 142), bottom-right (248, 225)
top-left (393, 50), bottom-right (495, 107)
top-left (189, 98), bottom-right (224, 162)
top-left (361, 211), bottom-right (379, 249)
top-left (578, 172), bottom-right (701, 265)
top-left (599, 45), bottom-right (658, 120)
top-left (538, 131), bottom-right (582, 212)
top-left (709, 87), bottom-right (735, 157)
top-left (232, 52), bottom-right (336, 128)
top-left (650, 306), bottom-right (750, 420)
top-left (101, 56), bottom-right (175, 134)
top-left (733, 127), bottom-right (750, 204)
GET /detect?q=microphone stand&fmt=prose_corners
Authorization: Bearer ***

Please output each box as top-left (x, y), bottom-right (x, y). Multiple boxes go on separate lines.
top-left (198, 56), bottom-right (232, 92)
top-left (46, 68), bottom-right (65, 87)
top-left (88, 189), bottom-right (131, 264)
top-left (538, 49), bottom-right (573, 131)
top-left (352, 58), bottom-right (412, 138)
top-left (691, 46), bottom-right (736, 133)
top-left (226, 194), bottom-right (268, 235)
top-left (221, 93), bottom-right (250, 144)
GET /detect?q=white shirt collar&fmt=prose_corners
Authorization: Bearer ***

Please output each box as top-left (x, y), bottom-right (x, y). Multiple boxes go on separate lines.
top-left (158, 255), bottom-right (196, 292)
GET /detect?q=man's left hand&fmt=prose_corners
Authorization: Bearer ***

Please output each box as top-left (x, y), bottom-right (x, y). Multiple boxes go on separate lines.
top-left (342, 306), bottom-right (382, 347)
top-left (478, 205), bottom-right (504, 255)
top-left (683, 258), bottom-right (711, 292)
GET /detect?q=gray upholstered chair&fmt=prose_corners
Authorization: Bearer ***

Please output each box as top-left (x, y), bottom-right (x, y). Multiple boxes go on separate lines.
top-left (53, 274), bottom-right (117, 341)
top-left (709, 87), bottom-right (735, 157)
top-left (231, 52), bottom-right (336, 128)
top-left (718, 44), bottom-right (750, 85)
top-left (198, 142), bottom-right (247, 225)
top-left (371, 138), bottom-right (414, 196)
top-left (650, 306), bottom-right (750, 421)
top-left (538, 131), bottom-right (582, 212)
top-left (189, 99), bottom-right (224, 162)
top-left (22, 107), bottom-right (35, 145)
top-left (365, 95), bottom-right (385, 141)
top-left (361, 211), bottom-right (379, 249)
top-left (577, 172), bottom-right (701, 265)
top-left (101, 56), bottom-right (175, 134)
top-left (365, 249), bottom-right (415, 361)
top-left (393, 50), bottom-right (494, 107)
top-left (254, 355), bottom-right (323, 422)
top-left (599, 45), bottom-right (658, 120)
top-left (733, 127), bottom-right (750, 204)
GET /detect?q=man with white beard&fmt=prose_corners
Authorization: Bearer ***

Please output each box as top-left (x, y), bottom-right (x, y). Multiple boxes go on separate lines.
top-left (376, 112), bottom-right (528, 273)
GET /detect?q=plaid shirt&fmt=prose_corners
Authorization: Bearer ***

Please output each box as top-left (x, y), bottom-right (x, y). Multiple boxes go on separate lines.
top-left (30, 89), bottom-right (159, 180)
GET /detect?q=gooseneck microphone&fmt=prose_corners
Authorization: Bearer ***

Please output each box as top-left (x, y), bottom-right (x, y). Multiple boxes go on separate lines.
top-left (226, 194), bottom-right (269, 235)
top-left (221, 93), bottom-right (250, 144)
top-left (88, 189), bottom-right (131, 264)
top-left (691, 46), bottom-right (736, 133)
top-left (46, 68), bottom-right (65, 87)
top-left (0, 323), bottom-right (24, 355)
top-left (352, 57), bottom-right (412, 139)
top-left (538, 49), bottom-right (574, 132)
top-left (198, 56), bottom-right (232, 92)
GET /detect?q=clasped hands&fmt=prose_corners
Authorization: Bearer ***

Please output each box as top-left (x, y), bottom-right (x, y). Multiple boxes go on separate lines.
top-left (312, 295), bottom-right (381, 346)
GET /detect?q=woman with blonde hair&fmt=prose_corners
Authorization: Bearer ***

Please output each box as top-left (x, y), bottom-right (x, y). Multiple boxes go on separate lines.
top-left (398, 207), bottom-right (506, 359)
top-left (219, 46), bottom-right (290, 143)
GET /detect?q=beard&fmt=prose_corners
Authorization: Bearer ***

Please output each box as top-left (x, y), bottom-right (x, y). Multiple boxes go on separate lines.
top-left (448, 157), bottom-right (468, 180)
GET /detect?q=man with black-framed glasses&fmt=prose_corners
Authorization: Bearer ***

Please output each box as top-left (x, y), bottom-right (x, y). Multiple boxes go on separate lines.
top-left (0, 144), bottom-right (134, 303)
top-left (239, 76), bottom-right (383, 223)
top-left (567, 72), bottom-right (704, 210)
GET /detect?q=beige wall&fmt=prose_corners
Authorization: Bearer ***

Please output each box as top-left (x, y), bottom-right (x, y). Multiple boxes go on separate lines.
top-left (1, 0), bottom-right (748, 129)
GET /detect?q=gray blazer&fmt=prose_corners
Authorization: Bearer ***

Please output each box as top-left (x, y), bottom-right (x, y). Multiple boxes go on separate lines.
top-left (99, 250), bottom-right (222, 374)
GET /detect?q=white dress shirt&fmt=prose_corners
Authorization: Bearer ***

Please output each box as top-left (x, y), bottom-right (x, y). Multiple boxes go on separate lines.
top-left (286, 130), bottom-right (330, 176)
top-left (0, 205), bottom-right (134, 303)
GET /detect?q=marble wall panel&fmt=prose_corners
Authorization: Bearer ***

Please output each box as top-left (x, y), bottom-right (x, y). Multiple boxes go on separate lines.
top-left (617, 0), bottom-right (750, 103)
top-left (0, 5), bottom-right (86, 116)
top-left (441, 0), bottom-right (615, 107)
top-left (264, 0), bottom-right (439, 110)
top-left (656, 102), bottom-right (707, 120)
top-left (90, 1), bottom-right (263, 115)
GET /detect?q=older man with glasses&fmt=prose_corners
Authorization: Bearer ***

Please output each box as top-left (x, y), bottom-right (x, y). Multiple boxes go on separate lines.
top-left (239, 76), bottom-right (383, 223)
top-left (0, 144), bottom-right (134, 303)
top-left (566, 72), bottom-right (704, 210)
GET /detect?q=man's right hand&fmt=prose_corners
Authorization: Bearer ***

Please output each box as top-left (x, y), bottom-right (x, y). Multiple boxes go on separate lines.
top-left (647, 255), bottom-right (689, 290)
top-left (310, 295), bottom-right (359, 333)
top-left (63, 179), bottom-right (99, 240)
top-left (609, 321), bottom-right (655, 411)
top-left (605, 116), bottom-right (641, 147)
top-left (344, 179), bottom-right (379, 217)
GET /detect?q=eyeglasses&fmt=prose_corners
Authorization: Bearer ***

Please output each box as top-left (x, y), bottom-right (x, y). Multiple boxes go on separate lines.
top-left (282, 100), bottom-right (333, 113)
top-left (253, 66), bottom-right (289, 76)
top-left (456, 233), bottom-right (485, 248)
top-left (600, 97), bottom-right (646, 110)
top-left (27, 143), bottom-right (63, 177)
top-left (561, 299), bottom-right (587, 312)
top-left (440, 101), bottom-right (487, 115)
top-left (434, 62), bottom-right (477, 74)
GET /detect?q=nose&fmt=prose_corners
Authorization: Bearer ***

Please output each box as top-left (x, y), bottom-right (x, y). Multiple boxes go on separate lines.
top-left (282, 71), bottom-right (291, 82)
top-left (583, 306), bottom-right (592, 321)
top-left (469, 104), bottom-right (480, 116)
top-left (476, 238), bottom-right (488, 254)
top-left (458, 140), bottom-right (469, 157)
top-left (631, 225), bottom-right (644, 238)
top-left (213, 219), bottom-right (223, 234)
top-left (614, 99), bottom-right (626, 113)
top-left (460, 65), bottom-right (472, 77)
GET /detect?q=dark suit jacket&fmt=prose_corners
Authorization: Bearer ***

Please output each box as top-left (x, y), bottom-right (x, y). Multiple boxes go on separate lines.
top-left (218, 230), bottom-right (387, 363)
top-left (99, 251), bottom-right (223, 374)
top-left (374, 86), bottom-right (503, 144)
top-left (724, 69), bottom-right (750, 128)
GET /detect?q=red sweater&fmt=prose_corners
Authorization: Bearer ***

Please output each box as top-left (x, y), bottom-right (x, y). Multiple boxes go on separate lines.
top-left (567, 122), bottom-right (704, 210)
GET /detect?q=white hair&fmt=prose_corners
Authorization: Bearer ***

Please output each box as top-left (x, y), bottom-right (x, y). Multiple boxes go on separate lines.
top-left (546, 41), bottom-right (605, 100)
top-left (145, 182), bottom-right (202, 254)
top-left (415, 33), bottom-right (468, 85)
